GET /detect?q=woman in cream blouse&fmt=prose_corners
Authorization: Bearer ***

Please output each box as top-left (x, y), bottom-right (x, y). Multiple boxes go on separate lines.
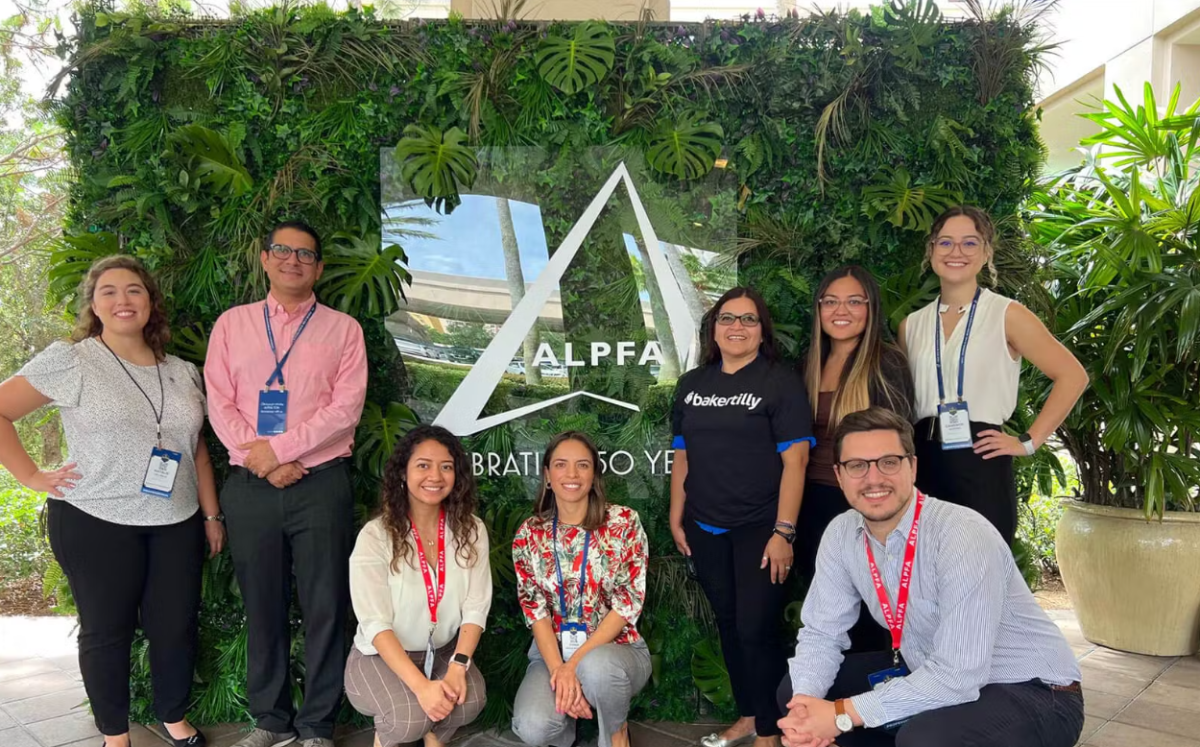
top-left (345, 425), bottom-right (493, 747)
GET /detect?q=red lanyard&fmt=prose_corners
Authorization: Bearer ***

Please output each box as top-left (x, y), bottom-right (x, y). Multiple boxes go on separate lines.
top-left (864, 491), bottom-right (925, 664)
top-left (411, 509), bottom-right (446, 631)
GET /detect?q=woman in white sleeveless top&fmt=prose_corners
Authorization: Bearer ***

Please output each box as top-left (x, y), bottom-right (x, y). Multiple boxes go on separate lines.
top-left (898, 206), bottom-right (1088, 544)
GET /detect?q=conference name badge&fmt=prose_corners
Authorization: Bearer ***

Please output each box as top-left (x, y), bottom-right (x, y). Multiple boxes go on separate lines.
top-left (937, 401), bottom-right (972, 450)
top-left (868, 664), bottom-right (912, 732)
top-left (257, 389), bottom-right (289, 436)
top-left (560, 622), bottom-right (587, 661)
top-left (141, 447), bottom-right (182, 498)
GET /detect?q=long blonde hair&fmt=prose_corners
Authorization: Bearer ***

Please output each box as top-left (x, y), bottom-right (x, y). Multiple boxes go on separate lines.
top-left (804, 266), bottom-right (909, 430)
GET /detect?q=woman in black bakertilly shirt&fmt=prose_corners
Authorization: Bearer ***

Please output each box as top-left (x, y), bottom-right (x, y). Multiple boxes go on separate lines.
top-left (670, 287), bottom-right (814, 747)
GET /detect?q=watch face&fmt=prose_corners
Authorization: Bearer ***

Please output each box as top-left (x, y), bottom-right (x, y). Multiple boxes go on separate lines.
top-left (836, 714), bottom-right (854, 732)
top-left (452, 653), bottom-right (469, 664)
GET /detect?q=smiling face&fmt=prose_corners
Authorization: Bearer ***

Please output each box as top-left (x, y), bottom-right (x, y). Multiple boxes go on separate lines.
top-left (714, 295), bottom-right (763, 360)
top-left (835, 429), bottom-right (917, 526)
top-left (544, 438), bottom-right (595, 516)
top-left (406, 438), bottom-right (456, 510)
top-left (819, 274), bottom-right (870, 343)
top-left (930, 214), bottom-right (989, 284)
top-left (260, 226), bottom-right (323, 298)
top-left (91, 268), bottom-right (151, 337)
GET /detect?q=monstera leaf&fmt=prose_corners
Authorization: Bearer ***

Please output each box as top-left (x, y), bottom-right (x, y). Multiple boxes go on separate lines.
top-left (47, 231), bottom-right (122, 303)
top-left (169, 323), bottom-right (210, 367)
top-left (691, 637), bottom-right (733, 705)
top-left (647, 119), bottom-right (724, 180)
top-left (355, 401), bottom-right (421, 480)
top-left (860, 168), bottom-right (960, 232)
top-left (535, 23), bottom-right (615, 95)
top-left (394, 125), bottom-right (477, 211)
top-left (168, 125), bottom-right (253, 197)
top-left (319, 232), bottom-right (411, 317)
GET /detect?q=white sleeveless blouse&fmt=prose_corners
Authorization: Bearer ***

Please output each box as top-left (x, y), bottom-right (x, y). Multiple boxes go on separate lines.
top-left (906, 288), bottom-right (1021, 423)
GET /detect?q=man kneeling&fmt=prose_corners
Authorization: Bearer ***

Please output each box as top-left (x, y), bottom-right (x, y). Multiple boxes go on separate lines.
top-left (777, 408), bottom-right (1083, 747)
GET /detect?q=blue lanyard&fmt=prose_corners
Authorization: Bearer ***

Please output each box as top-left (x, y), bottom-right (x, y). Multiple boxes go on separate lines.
top-left (933, 287), bottom-right (981, 403)
top-left (263, 302), bottom-right (317, 388)
top-left (552, 515), bottom-right (590, 627)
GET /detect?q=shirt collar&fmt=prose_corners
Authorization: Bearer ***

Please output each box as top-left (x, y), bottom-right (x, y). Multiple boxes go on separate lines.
top-left (265, 292), bottom-right (317, 318)
top-left (854, 489), bottom-right (922, 546)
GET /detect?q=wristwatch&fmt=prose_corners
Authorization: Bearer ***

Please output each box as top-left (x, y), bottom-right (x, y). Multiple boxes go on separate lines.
top-left (834, 699), bottom-right (854, 733)
top-left (772, 527), bottom-right (796, 545)
top-left (1019, 432), bottom-right (1036, 456)
top-left (450, 652), bottom-right (472, 671)
top-left (205, 513), bottom-right (225, 522)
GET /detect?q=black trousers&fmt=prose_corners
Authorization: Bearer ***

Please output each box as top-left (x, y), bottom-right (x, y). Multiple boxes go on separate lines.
top-left (777, 652), bottom-right (1084, 747)
top-left (46, 500), bottom-right (203, 736)
top-left (222, 462), bottom-right (354, 740)
top-left (795, 482), bottom-right (893, 654)
top-left (685, 521), bottom-right (787, 737)
top-left (913, 418), bottom-right (1017, 545)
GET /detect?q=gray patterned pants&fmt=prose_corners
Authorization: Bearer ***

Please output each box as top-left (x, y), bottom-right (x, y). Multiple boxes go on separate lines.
top-left (344, 642), bottom-right (486, 746)
top-left (511, 640), bottom-right (651, 747)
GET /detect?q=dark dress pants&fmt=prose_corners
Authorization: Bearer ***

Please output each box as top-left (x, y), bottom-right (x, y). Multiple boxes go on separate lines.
top-left (685, 521), bottom-right (788, 737)
top-left (222, 461), bottom-right (354, 741)
top-left (913, 418), bottom-right (1017, 545)
top-left (47, 500), bottom-right (203, 736)
top-left (777, 652), bottom-right (1084, 747)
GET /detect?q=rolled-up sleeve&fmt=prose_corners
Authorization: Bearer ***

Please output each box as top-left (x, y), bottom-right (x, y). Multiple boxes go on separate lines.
top-left (349, 521), bottom-right (395, 654)
top-left (609, 511), bottom-right (649, 626)
top-left (461, 517), bottom-right (493, 630)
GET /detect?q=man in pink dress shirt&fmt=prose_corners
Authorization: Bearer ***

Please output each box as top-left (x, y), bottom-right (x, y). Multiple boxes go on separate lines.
top-left (205, 221), bottom-right (368, 747)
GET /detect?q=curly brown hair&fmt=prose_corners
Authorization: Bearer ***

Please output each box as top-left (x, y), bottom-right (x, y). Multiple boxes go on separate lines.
top-left (71, 255), bottom-right (171, 360)
top-left (378, 424), bottom-right (481, 572)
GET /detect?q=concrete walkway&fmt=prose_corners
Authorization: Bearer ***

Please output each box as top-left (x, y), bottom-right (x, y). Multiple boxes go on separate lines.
top-left (0, 612), bottom-right (1196, 747)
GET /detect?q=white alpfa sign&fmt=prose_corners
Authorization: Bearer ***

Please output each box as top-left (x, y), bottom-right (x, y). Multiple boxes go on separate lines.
top-left (434, 162), bottom-right (699, 437)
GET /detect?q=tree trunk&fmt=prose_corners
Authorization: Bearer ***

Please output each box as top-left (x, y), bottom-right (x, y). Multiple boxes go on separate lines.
top-left (634, 237), bottom-right (679, 381)
top-left (39, 412), bottom-right (62, 465)
top-left (496, 197), bottom-right (541, 385)
top-left (663, 242), bottom-right (708, 325)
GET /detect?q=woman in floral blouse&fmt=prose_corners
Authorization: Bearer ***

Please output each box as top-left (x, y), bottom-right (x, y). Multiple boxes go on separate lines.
top-left (511, 431), bottom-right (650, 747)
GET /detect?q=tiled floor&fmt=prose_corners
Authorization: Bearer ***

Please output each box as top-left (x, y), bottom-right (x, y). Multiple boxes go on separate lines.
top-left (0, 613), bottom-right (1196, 747)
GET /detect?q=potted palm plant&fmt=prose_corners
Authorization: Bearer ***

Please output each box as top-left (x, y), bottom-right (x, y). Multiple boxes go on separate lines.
top-left (1028, 83), bottom-right (1200, 656)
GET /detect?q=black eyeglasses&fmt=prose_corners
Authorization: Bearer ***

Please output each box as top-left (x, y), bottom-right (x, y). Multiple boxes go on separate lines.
top-left (836, 454), bottom-right (911, 479)
top-left (269, 243), bottom-right (321, 265)
top-left (716, 312), bottom-right (761, 327)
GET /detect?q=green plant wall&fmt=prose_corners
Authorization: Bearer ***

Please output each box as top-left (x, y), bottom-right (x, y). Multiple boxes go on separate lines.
top-left (53, 0), bottom-right (1049, 727)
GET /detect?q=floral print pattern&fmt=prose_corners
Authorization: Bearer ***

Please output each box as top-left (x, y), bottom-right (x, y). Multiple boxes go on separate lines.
top-left (512, 504), bottom-right (648, 644)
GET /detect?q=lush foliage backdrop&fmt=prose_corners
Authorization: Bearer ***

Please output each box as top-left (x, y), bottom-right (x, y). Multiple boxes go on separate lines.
top-left (51, 0), bottom-right (1051, 727)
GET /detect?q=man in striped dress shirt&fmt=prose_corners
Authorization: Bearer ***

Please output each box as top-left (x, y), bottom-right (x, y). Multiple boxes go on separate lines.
top-left (777, 408), bottom-right (1083, 747)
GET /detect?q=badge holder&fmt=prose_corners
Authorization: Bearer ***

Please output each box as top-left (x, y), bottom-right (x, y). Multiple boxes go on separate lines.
top-left (424, 627), bottom-right (436, 679)
top-left (936, 400), bottom-right (973, 450)
top-left (257, 388), bottom-right (289, 436)
top-left (866, 651), bottom-right (912, 733)
top-left (560, 622), bottom-right (587, 661)
top-left (141, 443), bottom-right (182, 498)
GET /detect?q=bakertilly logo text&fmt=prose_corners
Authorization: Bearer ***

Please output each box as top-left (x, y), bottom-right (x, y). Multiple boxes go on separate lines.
top-left (684, 390), bottom-right (763, 410)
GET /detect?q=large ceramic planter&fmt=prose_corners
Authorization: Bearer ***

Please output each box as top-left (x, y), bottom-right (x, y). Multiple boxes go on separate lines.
top-left (1056, 499), bottom-right (1200, 656)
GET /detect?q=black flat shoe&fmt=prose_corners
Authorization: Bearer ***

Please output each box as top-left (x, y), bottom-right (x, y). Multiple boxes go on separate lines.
top-left (161, 723), bottom-right (208, 747)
